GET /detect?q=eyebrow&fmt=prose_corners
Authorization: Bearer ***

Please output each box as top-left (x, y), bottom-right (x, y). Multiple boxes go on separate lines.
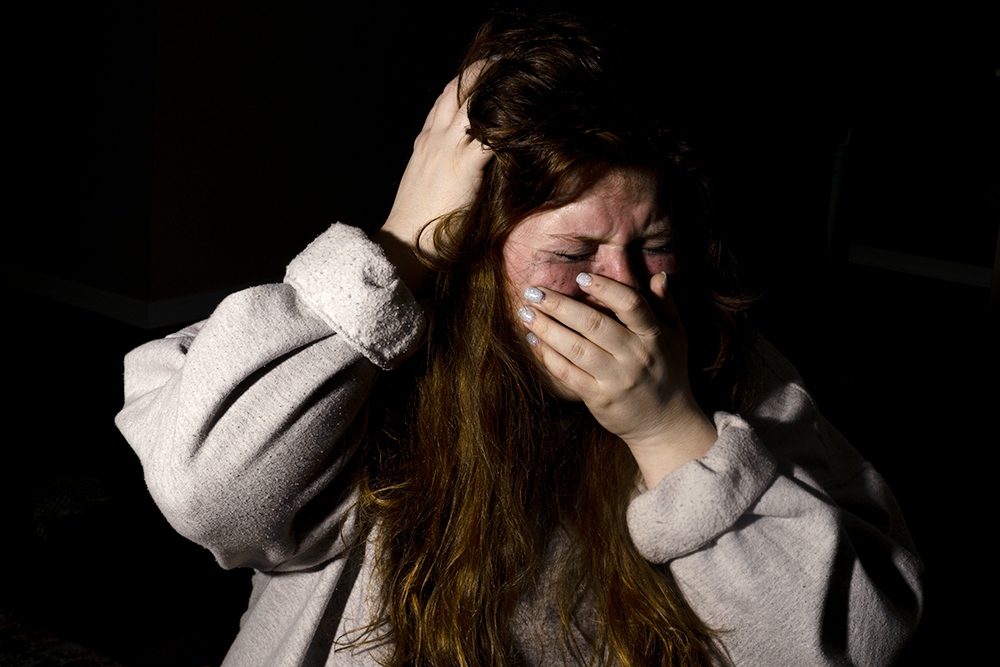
top-left (545, 219), bottom-right (675, 244)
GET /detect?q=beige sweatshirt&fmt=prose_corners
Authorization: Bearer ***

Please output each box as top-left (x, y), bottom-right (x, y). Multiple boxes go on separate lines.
top-left (116, 223), bottom-right (923, 666)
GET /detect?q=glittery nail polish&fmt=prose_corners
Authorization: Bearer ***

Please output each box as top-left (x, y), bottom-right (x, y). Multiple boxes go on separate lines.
top-left (517, 306), bottom-right (535, 323)
top-left (523, 286), bottom-right (543, 303)
top-left (575, 272), bottom-right (592, 287)
top-left (526, 332), bottom-right (538, 346)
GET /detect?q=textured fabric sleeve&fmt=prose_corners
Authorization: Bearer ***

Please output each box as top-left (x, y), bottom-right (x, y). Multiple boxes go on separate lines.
top-left (626, 335), bottom-right (923, 666)
top-left (284, 224), bottom-right (425, 370)
top-left (115, 223), bottom-right (425, 573)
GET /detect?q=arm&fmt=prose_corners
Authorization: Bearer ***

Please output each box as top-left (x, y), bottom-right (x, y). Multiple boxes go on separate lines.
top-left (116, 65), bottom-right (492, 574)
top-left (515, 259), bottom-right (921, 661)
top-left (116, 225), bottom-right (424, 572)
top-left (626, 336), bottom-right (923, 665)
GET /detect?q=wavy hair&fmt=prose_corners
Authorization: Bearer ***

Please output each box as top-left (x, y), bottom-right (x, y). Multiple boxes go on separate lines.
top-left (349, 12), bottom-right (755, 666)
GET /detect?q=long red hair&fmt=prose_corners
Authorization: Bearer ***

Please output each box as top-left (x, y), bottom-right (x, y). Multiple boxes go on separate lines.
top-left (348, 13), bottom-right (756, 666)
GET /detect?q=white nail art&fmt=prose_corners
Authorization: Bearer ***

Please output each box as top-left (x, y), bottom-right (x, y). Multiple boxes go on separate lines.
top-left (524, 286), bottom-right (543, 303)
top-left (526, 332), bottom-right (538, 346)
top-left (517, 306), bottom-right (535, 323)
top-left (575, 272), bottom-right (592, 287)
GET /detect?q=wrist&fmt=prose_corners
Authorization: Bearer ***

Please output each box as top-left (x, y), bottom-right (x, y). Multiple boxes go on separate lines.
top-left (370, 228), bottom-right (430, 295)
top-left (626, 396), bottom-right (718, 490)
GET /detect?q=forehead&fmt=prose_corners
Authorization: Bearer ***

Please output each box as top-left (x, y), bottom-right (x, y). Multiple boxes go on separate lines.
top-left (509, 169), bottom-right (668, 243)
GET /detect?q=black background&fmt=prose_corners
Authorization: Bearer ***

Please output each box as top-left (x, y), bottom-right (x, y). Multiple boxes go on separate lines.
top-left (2, 2), bottom-right (995, 665)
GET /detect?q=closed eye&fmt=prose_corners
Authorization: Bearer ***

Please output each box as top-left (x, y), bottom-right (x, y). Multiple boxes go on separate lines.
top-left (554, 244), bottom-right (674, 262)
top-left (642, 243), bottom-right (675, 255)
top-left (552, 250), bottom-right (594, 262)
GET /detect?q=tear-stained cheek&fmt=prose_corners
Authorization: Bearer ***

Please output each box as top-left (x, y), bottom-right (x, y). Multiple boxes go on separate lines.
top-left (645, 254), bottom-right (679, 276)
top-left (540, 267), bottom-right (586, 298)
top-left (505, 253), bottom-right (586, 300)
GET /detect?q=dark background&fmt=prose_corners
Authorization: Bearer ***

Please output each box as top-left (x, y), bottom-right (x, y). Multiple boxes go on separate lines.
top-left (2, 2), bottom-right (996, 665)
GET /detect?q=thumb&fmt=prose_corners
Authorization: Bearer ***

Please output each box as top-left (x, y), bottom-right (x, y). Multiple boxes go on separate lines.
top-left (649, 272), bottom-right (685, 337)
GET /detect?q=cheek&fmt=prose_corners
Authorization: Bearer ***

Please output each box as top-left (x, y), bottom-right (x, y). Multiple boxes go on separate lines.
top-left (643, 254), bottom-right (679, 276)
top-left (517, 265), bottom-right (585, 300)
top-left (537, 266), bottom-right (584, 297)
top-left (504, 252), bottom-right (584, 298)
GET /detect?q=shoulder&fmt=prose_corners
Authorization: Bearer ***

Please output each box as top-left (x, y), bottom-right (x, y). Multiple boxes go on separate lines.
top-left (742, 331), bottom-right (867, 488)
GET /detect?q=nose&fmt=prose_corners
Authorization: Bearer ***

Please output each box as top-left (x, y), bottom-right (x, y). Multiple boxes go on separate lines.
top-left (596, 250), bottom-right (642, 291)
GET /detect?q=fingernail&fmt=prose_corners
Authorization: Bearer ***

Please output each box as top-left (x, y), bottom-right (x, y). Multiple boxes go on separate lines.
top-left (526, 332), bottom-right (538, 346)
top-left (517, 306), bottom-right (535, 323)
top-left (523, 286), bottom-right (543, 303)
top-left (575, 272), bottom-right (592, 287)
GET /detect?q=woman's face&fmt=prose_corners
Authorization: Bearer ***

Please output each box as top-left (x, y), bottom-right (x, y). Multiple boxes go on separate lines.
top-left (502, 168), bottom-right (680, 399)
top-left (502, 168), bottom-right (678, 314)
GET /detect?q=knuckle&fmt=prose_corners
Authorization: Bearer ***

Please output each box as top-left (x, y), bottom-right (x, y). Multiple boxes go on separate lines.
top-left (634, 346), bottom-right (655, 369)
top-left (551, 361), bottom-right (574, 384)
top-left (619, 291), bottom-right (644, 314)
top-left (412, 131), bottom-right (430, 152)
top-left (623, 365), bottom-right (650, 392)
top-left (566, 339), bottom-right (588, 362)
top-left (592, 391), bottom-right (614, 411)
top-left (582, 309), bottom-right (605, 334)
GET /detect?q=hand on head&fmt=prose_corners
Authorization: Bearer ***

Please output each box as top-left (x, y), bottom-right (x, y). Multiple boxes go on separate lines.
top-left (378, 61), bottom-right (494, 262)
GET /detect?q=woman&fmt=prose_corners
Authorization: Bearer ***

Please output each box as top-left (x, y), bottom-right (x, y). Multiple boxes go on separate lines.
top-left (116, 13), bottom-right (922, 667)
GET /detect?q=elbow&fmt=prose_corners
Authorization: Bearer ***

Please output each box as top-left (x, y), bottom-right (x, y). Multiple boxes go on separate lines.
top-left (146, 466), bottom-right (233, 545)
top-left (145, 463), bottom-right (284, 568)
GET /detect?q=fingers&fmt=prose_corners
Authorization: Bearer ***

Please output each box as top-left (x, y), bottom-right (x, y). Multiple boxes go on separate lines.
top-left (521, 285), bottom-right (623, 349)
top-left (647, 272), bottom-right (685, 337)
top-left (517, 286), bottom-right (637, 388)
top-left (520, 273), bottom-right (678, 349)
top-left (518, 299), bottom-right (605, 394)
top-left (418, 78), bottom-right (467, 145)
top-left (421, 59), bottom-right (494, 140)
top-left (516, 275), bottom-right (703, 465)
top-left (516, 273), bottom-right (688, 392)
top-left (572, 272), bottom-right (669, 339)
top-left (412, 77), bottom-right (493, 194)
top-left (382, 63), bottom-right (495, 264)
top-left (457, 59), bottom-right (492, 103)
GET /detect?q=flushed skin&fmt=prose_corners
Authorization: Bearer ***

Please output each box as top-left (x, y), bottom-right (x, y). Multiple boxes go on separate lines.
top-left (504, 169), bottom-right (718, 487)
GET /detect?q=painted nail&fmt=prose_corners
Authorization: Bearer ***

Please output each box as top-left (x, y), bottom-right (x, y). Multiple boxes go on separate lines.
top-left (526, 332), bottom-right (538, 346)
top-left (523, 286), bottom-right (543, 303)
top-left (575, 272), bottom-right (593, 287)
top-left (517, 306), bottom-right (535, 323)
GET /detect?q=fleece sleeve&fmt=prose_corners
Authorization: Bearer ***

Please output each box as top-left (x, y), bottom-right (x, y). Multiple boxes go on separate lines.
top-left (626, 337), bottom-right (923, 666)
top-left (115, 223), bottom-right (425, 572)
